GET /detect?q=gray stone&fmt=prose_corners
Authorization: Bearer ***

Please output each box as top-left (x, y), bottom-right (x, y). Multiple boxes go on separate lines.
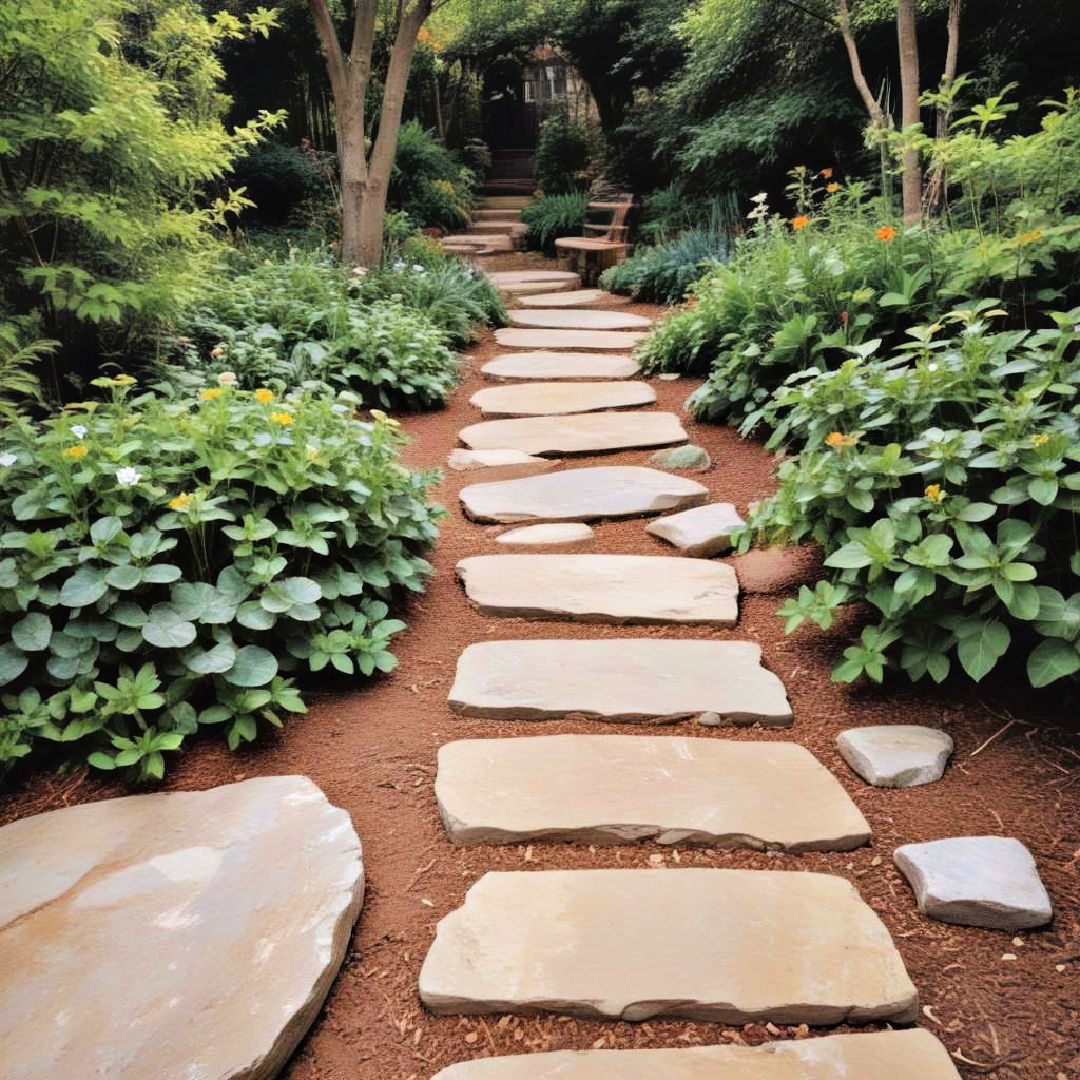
top-left (482, 352), bottom-right (641, 382)
top-left (0, 776), bottom-right (363, 1080)
top-left (435, 734), bottom-right (869, 851)
top-left (646, 502), bottom-right (745, 557)
top-left (648, 444), bottom-right (711, 471)
top-left (508, 309), bottom-right (652, 331)
top-left (456, 554), bottom-right (738, 626)
top-left (470, 381), bottom-right (655, 418)
top-left (893, 836), bottom-right (1052, 930)
top-left (494, 328), bottom-right (648, 351)
top-left (459, 412), bottom-right (688, 457)
top-left (495, 523), bottom-right (595, 550)
top-left (448, 639), bottom-right (792, 726)
top-left (837, 726), bottom-right (954, 788)
top-left (418, 869), bottom-right (918, 1024)
top-left (447, 448), bottom-right (555, 472)
top-left (658, 371), bottom-right (682, 381)
top-left (429, 1030), bottom-right (963, 1079)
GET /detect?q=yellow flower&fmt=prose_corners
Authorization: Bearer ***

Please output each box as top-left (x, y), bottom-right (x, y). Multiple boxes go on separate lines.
top-left (253, 387), bottom-right (274, 404)
top-left (826, 182), bottom-right (841, 194)
top-left (112, 374), bottom-right (136, 386)
top-left (791, 215), bottom-right (810, 231)
top-left (1017, 229), bottom-right (1043, 246)
top-left (825, 431), bottom-right (857, 450)
top-left (370, 408), bottom-right (400, 429)
top-left (1031, 433), bottom-right (1050, 446)
top-left (876, 225), bottom-right (897, 242)
top-left (64, 444), bottom-right (88, 459)
top-left (270, 411), bottom-right (294, 425)
top-left (200, 387), bottom-right (222, 401)
top-left (925, 484), bottom-right (946, 504)
top-left (169, 492), bottom-right (194, 510)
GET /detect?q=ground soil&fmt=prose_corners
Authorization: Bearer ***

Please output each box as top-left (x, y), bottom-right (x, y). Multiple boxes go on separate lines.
top-left (2, 252), bottom-right (1078, 1080)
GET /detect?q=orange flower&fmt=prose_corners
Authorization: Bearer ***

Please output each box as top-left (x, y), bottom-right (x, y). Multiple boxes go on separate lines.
top-left (253, 388), bottom-right (274, 404)
top-left (791, 215), bottom-right (810, 231)
top-left (876, 226), bottom-right (897, 242)
top-left (925, 484), bottom-right (946, 504)
top-left (826, 182), bottom-right (841, 193)
top-left (825, 432), bottom-right (857, 450)
top-left (820, 168), bottom-right (834, 179)
top-left (1017, 229), bottom-right (1043, 246)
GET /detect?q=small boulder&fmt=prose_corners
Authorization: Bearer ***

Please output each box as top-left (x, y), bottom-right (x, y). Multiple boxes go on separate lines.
top-left (447, 448), bottom-right (554, 472)
top-left (893, 836), bottom-right (1053, 930)
top-left (648, 444), bottom-right (711, 471)
top-left (837, 725), bottom-right (953, 788)
top-left (646, 503), bottom-right (744, 558)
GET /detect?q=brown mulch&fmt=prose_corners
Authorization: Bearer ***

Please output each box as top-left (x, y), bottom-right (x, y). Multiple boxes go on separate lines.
top-left (2, 252), bottom-right (1078, 1080)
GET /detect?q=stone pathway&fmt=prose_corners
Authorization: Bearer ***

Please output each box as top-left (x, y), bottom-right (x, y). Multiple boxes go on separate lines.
top-left (458, 411), bottom-right (688, 455)
top-left (507, 309), bottom-right (652, 331)
top-left (469, 380), bottom-right (655, 417)
top-left (518, 288), bottom-right (629, 308)
top-left (481, 351), bottom-right (641, 381)
top-left (494, 327), bottom-right (648, 350)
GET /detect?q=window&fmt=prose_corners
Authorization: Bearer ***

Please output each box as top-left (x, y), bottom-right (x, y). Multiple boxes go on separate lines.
top-left (523, 80), bottom-right (536, 103)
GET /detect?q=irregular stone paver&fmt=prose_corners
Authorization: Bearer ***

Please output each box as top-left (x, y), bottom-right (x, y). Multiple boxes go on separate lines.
top-left (645, 502), bottom-right (745, 558)
top-left (459, 412), bottom-right (687, 457)
top-left (436, 735), bottom-right (869, 850)
top-left (460, 466), bottom-right (708, 523)
top-left (0, 776), bottom-right (363, 1080)
top-left (444, 233), bottom-right (514, 252)
top-left (489, 270), bottom-right (581, 285)
top-left (518, 289), bottom-right (628, 308)
top-left (448, 639), bottom-right (792, 725)
top-left (495, 523), bottom-right (595, 549)
top-left (447, 448), bottom-right (555, 473)
top-left (508, 309), bottom-right (652, 331)
top-left (418, 868), bottom-right (918, 1023)
top-left (470, 381), bottom-right (655, 418)
top-left (457, 554), bottom-right (738, 626)
top-left (495, 328), bottom-right (648, 351)
top-left (482, 352), bottom-right (640, 382)
top-left (838, 726), bottom-right (954, 788)
top-left (498, 279), bottom-right (577, 295)
top-left (894, 836), bottom-right (1053, 929)
top-left (648, 444), bottom-right (711, 471)
top-left (430, 1029), bottom-right (963, 1079)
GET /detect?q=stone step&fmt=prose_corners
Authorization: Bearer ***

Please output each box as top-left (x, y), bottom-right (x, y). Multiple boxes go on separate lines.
top-left (446, 449), bottom-right (555, 474)
top-left (460, 466), bottom-right (708, 523)
top-left (497, 279), bottom-right (579, 296)
top-left (508, 309), bottom-right (652, 331)
top-left (481, 352), bottom-right (640, 381)
top-left (473, 208), bottom-right (523, 221)
top-left (469, 381), bottom-right (656, 418)
top-left (495, 328), bottom-right (648, 351)
top-left (449, 639), bottom-right (791, 725)
top-left (468, 221), bottom-right (527, 236)
top-left (517, 288), bottom-right (629, 308)
top-left (418, 868), bottom-right (919, 1024)
top-left (456, 554), bottom-right (738, 626)
top-left (479, 196), bottom-right (532, 209)
top-left (488, 270), bottom-right (580, 285)
top-left (429, 1030), bottom-right (963, 1079)
top-left (458, 411), bottom-right (687, 456)
top-left (436, 735), bottom-right (866, 849)
top-left (494, 523), bottom-right (595, 550)
top-left (444, 234), bottom-right (514, 254)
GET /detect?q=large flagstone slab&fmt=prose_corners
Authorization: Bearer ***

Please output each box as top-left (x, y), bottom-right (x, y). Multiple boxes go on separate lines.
top-left (456, 554), bottom-right (738, 625)
top-left (495, 328), bottom-right (647, 351)
top-left (489, 270), bottom-right (581, 285)
top-left (459, 412), bottom-right (687, 457)
top-left (436, 735), bottom-right (869, 850)
top-left (482, 352), bottom-right (640, 382)
top-left (508, 309), bottom-right (652, 331)
top-left (430, 1030), bottom-right (962, 1079)
top-left (418, 868), bottom-right (919, 1024)
top-left (470, 381), bottom-right (655, 418)
top-left (0, 776), bottom-right (363, 1080)
top-left (518, 288), bottom-right (628, 308)
top-left (498, 279), bottom-right (578, 295)
top-left (460, 466), bottom-right (709, 523)
top-left (448, 639), bottom-right (792, 725)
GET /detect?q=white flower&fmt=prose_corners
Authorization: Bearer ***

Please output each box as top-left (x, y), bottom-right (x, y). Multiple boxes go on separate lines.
top-left (116, 466), bottom-right (141, 487)
top-left (927, 363), bottom-right (939, 372)
top-left (0, 453), bottom-right (17, 468)
top-left (411, 264), bottom-right (425, 272)
top-left (351, 266), bottom-right (368, 277)
top-left (216, 371), bottom-right (238, 387)
top-left (331, 403), bottom-right (349, 414)
top-left (751, 191), bottom-right (769, 203)
top-left (71, 424), bottom-right (87, 439)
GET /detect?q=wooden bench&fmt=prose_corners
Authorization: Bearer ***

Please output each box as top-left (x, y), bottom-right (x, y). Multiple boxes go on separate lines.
top-left (555, 195), bottom-right (632, 284)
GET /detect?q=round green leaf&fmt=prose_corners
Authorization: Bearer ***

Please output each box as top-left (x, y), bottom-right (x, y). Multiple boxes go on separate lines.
top-left (58, 567), bottom-right (108, 608)
top-left (142, 604), bottom-right (197, 649)
top-left (0, 644), bottom-right (28, 686)
top-left (11, 612), bottom-right (52, 652)
top-left (224, 645), bottom-right (278, 687)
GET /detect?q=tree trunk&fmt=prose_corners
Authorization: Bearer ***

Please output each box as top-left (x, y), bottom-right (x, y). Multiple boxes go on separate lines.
top-left (926, 0), bottom-right (962, 216)
top-left (897, 0), bottom-right (922, 225)
top-left (835, 0), bottom-right (887, 131)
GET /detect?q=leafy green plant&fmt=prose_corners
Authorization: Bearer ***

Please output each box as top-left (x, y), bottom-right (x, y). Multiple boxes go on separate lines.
top-left (535, 110), bottom-right (592, 194)
top-left (601, 227), bottom-right (729, 304)
top-left (0, 377), bottom-right (440, 779)
top-left (521, 193), bottom-right (589, 254)
top-left (389, 120), bottom-right (475, 231)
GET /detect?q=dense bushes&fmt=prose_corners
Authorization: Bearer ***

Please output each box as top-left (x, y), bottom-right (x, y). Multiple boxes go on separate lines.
top-left (389, 120), bottom-right (475, 231)
top-left (601, 227), bottom-right (729, 304)
top-left (0, 378), bottom-right (439, 778)
top-left (521, 193), bottom-right (589, 253)
top-left (535, 111), bottom-right (592, 194)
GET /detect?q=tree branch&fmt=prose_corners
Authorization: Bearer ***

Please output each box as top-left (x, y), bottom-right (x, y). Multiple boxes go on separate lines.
top-left (776, 0), bottom-right (835, 28)
top-left (307, 0), bottom-right (347, 105)
top-left (835, 0), bottom-right (886, 127)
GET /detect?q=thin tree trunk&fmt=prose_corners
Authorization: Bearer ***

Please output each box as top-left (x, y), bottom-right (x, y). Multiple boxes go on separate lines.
top-left (926, 0), bottom-right (962, 216)
top-left (835, 0), bottom-right (887, 130)
top-left (897, 0), bottom-right (922, 225)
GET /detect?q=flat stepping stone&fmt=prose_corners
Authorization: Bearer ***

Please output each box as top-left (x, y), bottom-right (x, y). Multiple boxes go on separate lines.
top-left (508, 309), bottom-right (652, 331)
top-left (495, 523), bottom-right (594, 549)
top-left (646, 502), bottom-right (745, 557)
top-left (837, 725), bottom-right (954, 788)
top-left (0, 777), bottom-right (363, 1080)
top-left (482, 352), bottom-right (640, 382)
top-left (418, 868), bottom-right (918, 1023)
top-left (457, 554), bottom-right (738, 625)
top-left (436, 734), bottom-right (869, 850)
top-left (497, 279), bottom-right (578, 296)
top-left (430, 1029), bottom-right (963, 1079)
top-left (449, 639), bottom-right (792, 725)
top-left (894, 836), bottom-right (1053, 929)
top-left (444, 233), bottom-right (514, 252)
top-left (460, 466), bottom-right (708, 523)
top-left (459, 412), bottom-right (687, 457)
top-left (518, 288), bottom-right (627, 308)
top-left (495, 328), bottom-right (647, 351)
top-left (489, 270), bottom-right (580, 285)
top-left (447, 448), bottom-right (555, 473)
top-left (470, 381), bottom-right (655, 418)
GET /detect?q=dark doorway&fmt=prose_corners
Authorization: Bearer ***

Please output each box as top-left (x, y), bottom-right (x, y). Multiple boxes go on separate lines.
top-left (481, 59), bottom-right (538, 152)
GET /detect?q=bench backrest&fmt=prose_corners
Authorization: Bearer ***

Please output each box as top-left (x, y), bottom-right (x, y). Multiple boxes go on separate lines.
top-left (582, 193), bottom-right (632, 243)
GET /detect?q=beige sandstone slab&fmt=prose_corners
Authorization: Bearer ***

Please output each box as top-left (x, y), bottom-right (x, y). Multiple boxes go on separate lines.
top-left (646, 502), bottom-right (746, 557)
top-left (430, 1030), bottom-right (962, 1079)
top-left (470, 381), bottom-right (656, 418)
top-left (418, 868), bottom-right (919, 1024)
top-left (447, 448), bottom-right (555, 473)
top-left (489, 270), bottom-right (581, 285)
top-left (459, 412), bottom-right (687, 457)
top-left (457, 554), bottom-right (738, 625)
top-left (495, 328), bottom-right (647, 351)
top-left (497, 279), bottom-right (577, 295)
top-left (0, 777), bottom-right (363, 1080)
top-left (518, 289), bottom-right (628, 308)
top-left (495, 523), bottom-right (595, 549)
top-left (509, 309), bottom-right (652, 331)
top-left (460, 466), bottom-right (709, 523)
top-left (482, 352), bottom-right (640, 382)
top-left (436, 735), bottom-right (868, 850)
top-left (448, 639), bottom-right (792, 725)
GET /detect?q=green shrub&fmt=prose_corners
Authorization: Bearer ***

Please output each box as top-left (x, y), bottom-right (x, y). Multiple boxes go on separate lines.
top-left (521, 193), bottom-right (589, 254)
top-left (0, 378), bottom-right (440, 779)
top-left (600, 228), bottom-right (729, 304)
top-left (389, 120), bottom-right (475, 231)
top-left (535, 111), bottom-right (592, 194)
